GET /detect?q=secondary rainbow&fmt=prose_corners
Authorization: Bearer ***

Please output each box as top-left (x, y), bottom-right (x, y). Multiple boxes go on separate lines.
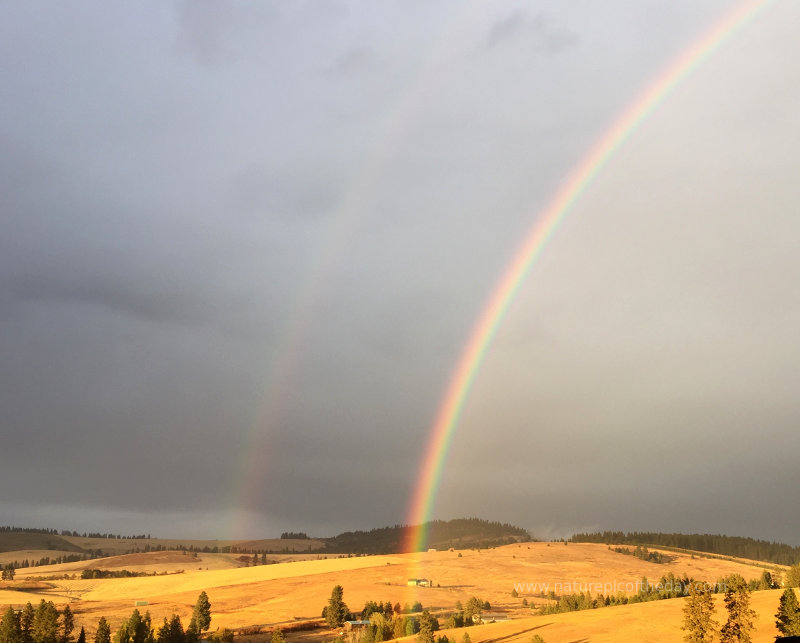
top-left (404, 0), bottom-right (776, 553)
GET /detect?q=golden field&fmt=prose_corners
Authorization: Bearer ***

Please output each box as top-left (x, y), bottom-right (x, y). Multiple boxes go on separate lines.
top-left (0, 542), bottom-right (793, 642)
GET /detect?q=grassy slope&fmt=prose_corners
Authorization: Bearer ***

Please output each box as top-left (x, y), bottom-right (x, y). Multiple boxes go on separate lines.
top-left (434, 589), bottom-right (786, 643)
top-left (0, 533), bottom-right (84, 554)
top-left (59, 536), bottom-right (325, 556)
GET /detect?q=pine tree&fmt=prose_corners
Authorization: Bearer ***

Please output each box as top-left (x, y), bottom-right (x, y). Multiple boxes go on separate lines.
top-left (786, 565), bottom-right (800, 589)
top-left (191, 593), bottom-right (211, 634)
top-left (719, 575), bottom-right (756, 643)
top-left (32, 600), bottom-right (59, 643)
top-left (114, 610), bottom-right (152, 643)
top-left (681, 581), bottom-right (718, 642)
top-left (776, 588), bottom-right (800, 636)
top-left (0, 606), bottom-right (22, 643)
top-left (156, 615), bottom-right (184, 643)
top-left (94, 618), bottom-right (110, 643)
top-left (60, 606), bottom-right (74, 643)
top-left (20, 604), bottom-right (34, 643)
top-left (417, 611), bottom-right (435, 643)
top-left (270, 630), bottom-right (284, 643)
top-left (76, 628), bottom-right (85, 643)
top-left (417, 609), bottom-right (439, 643)
top-left (325, 586), bottom-right (349, 628)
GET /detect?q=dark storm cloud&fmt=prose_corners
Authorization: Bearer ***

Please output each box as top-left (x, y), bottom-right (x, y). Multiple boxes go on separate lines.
top-left (1, 0), bottom-right (798, 544)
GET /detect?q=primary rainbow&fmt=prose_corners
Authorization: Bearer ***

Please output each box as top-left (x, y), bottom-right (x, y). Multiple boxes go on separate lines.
top-left (404, 0), bottom-right (775, 553)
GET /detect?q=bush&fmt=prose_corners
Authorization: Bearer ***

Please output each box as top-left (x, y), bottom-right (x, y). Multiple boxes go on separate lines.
top-left (207, 630), bottom-right (234, 643)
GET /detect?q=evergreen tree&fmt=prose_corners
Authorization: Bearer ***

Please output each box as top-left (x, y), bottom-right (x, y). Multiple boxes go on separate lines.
top-left (417, 610), bottom-right (438, 643)
top-left (156, 615), bottom-right (184, 643)
top-left (60, 606), bottom-right (74, 643)
top-left (191, 593), bottom-right (211, 634)
top-left (0, 606), bottom-right (22, 643)
top-left (183, 619), bottom-right (197, 643)
top-left (681, 581), bottom-right (717, 642)
top-left (719, 575), bottom-right (756, 643)
top-left (463, 598), bottom-right (484, 625)
top-left (114, 610), bottom-right (152, 643)
top-left (325, 586), bottom-right (349, 628)
top-left (270, 630), bottom-right (284, 643)
top-left (32, 601), bottom-right (59, 643)
top-left (94, 619), bottom-right (110, 643)
top-left (369, 613), bottom-right (390, 642)
top-left (786, 564), bottom-right (800, 589)
top-left (776, 588), bottom-right (800, 636)
top-left (391, 616), bottom-right (405, 640)
top-left (20, 604), bottom-right (34, 643)
top-left (76, 629), bottom-right (85, 643)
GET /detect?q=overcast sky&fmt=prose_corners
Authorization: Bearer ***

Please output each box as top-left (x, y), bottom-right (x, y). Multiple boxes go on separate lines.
top-left (2, 1), bottom-right (799, 545)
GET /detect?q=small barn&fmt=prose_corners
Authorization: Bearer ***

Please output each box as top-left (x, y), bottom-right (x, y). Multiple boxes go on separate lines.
top-left (407, 578), bottom-right (431, 587)
top-left (474, 612), bottom-right (511, 624)
top-left (343, 621), bottom-right (372, 632)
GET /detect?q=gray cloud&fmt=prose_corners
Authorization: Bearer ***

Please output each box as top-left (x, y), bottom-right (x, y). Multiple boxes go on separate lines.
top-left (1, 0), bottom-right (798, 544)
top-left (485, 10), bottom-right (578, 53)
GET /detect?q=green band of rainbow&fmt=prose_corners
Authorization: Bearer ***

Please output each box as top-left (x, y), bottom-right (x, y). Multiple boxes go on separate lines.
top-left (404, 0), bottom-right (775, 553)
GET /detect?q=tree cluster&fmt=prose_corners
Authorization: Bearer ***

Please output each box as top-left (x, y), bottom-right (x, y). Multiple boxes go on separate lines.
top-left (681, 574), bottom-right (758, 642)
top-left (611, 545), bottom-right (669, 564)
top-left (81, 570), bottom-right (148, 579)
top-left (111, 593), bottom-right (209, 643)
top-left (442, 598), bottom-right (491, 628)
top-left (0, 599), bottom-right (71, 643)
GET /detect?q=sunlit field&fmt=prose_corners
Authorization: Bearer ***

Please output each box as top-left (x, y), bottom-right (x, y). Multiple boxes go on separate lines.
top-left (1, 543), bottom-right (791, 642)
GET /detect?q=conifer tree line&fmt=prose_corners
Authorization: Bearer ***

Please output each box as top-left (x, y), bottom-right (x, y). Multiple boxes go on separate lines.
top-left (571, 531), bottom-right (800, 566)
top-left (0, 526), bottom-right (150, 540)
top-left (0, 593), bottom-right (212, 643)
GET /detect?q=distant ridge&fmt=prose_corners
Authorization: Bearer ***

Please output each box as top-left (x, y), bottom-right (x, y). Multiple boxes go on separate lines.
top-left (0, 518), bottom-right (530, 558)
top-left (571, 531), bottom-right (800, 566)
top-left (0, 530), bottom-right (85, 554)
top-left (321, 518), bottom-right (531, 554)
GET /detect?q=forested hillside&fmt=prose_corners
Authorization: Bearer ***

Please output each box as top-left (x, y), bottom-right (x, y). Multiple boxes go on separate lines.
top-left (323, 518), bottom-right (531, 554)
top-left (571, 531), bottom-right (800, 565)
